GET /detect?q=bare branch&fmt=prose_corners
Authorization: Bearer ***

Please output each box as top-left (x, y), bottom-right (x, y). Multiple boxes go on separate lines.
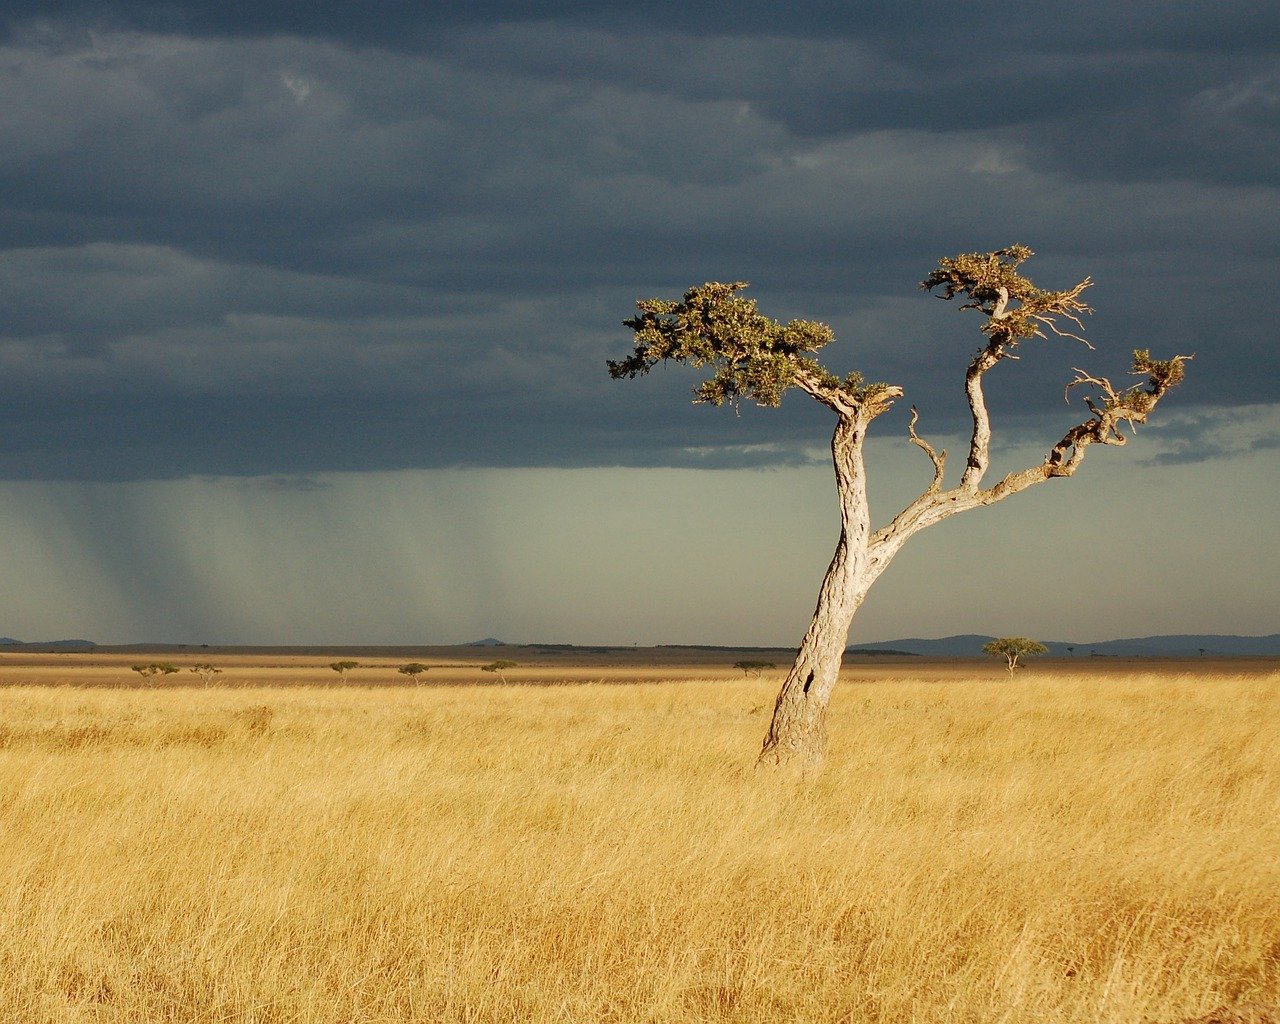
top-left (872, 350), bottom-right (1192, 556)
top-left (1050, 351), bottom-right (1193, 461)
top-left (1064, 367), bottom-right (1116, 403)
top-left (1036, 351), bottom-right (1192, 482)
top-left (907, 406), bottom-right (946, 495)
top-left (1032, 312), bottom-right (1095, 349)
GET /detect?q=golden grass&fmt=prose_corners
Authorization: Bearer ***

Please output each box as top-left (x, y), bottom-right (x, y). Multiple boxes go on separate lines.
top-left (1, 671), bottom-right (1277, 1023)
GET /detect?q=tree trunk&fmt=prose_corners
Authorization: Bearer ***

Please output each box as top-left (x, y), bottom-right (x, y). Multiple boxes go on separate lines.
top-left (758, 414), bottom-right (877, 772)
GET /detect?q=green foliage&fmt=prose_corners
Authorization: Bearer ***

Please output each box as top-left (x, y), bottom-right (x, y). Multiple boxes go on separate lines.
top-left (612, 250), bottom-right (1183, 437)
top-left (982, 637), bottom-right (1049, 658)
top-left (131, 663), bottom-right (180, 683)
top-left (329, 661), bottom-right (359, 677)
top-left (1075, 348), bottom-right (1191, 425)
top-left (734, 660), bottom-right (776, 677)
top-left (1131, 349), bottom-right (1187, 389)
top-left (982, 638), bottom-right (1050, 677)
top-left (1117, 349), bottom-right (1189, 411)
top-left (921, 246), bottom-right (1092, 346)
top-left (398, 663), bottom-right (430, 683)
top-left (610, 250), bottom-right (1094, 416)
top-left (130, 662), bottom-right (178, 676)
top-left (610, 281), bottom-right (886, 409)
top-left (920, 245), bottom-right (1037, 305)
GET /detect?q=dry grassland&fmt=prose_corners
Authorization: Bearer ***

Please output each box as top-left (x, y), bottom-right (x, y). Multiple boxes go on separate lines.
top-left (1, 667), bottom-right (1278, 1023)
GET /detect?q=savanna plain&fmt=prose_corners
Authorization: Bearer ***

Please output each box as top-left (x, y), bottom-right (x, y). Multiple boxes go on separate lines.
top-left (1, 650), bottom-right (1277, 1024)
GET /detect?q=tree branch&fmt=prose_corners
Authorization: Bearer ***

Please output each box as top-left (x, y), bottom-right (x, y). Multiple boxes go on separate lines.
top-left (907, 406), bottom-right (946, 495)
top-left (959, 343), bottom-right (1000, 490)
top-left (989, 286), bottom-right (1010, 321)
top-left (791, 364), bottom-right (904, 420)
top-left (871, 349), bottom-right (1192, 557)
top-left (933, 268), bottom-right (1096, 492)
top-left (1032, 306), bottom-right (1095, 349)
top-left (791, 365), bottom-right (857, 417)
top-left (1041, 352), bottom-right (1193, 478)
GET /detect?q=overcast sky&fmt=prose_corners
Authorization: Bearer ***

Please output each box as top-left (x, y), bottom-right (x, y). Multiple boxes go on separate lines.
top-left (0, 2), bottom-right (1276, 646)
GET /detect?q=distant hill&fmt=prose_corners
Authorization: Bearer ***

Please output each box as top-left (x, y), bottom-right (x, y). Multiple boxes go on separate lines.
top-left (849, 633), bottom-right (1280, 657)
top-left (1, 633), bottom-right (1272, 658)
top-left (0, 637), bottom-right (97, 650)
top-left (657, 643), bottom-right (797, 653)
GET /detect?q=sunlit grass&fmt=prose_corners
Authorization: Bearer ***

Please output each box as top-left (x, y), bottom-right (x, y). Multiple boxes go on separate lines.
top-left (1, 672), bottom-right (1277, 1022)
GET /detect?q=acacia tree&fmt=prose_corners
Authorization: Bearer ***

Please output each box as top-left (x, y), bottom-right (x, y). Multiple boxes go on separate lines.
top-left (482, 660), bottom-right (517, 683)
top-left (398, 662), bottom-right (430, 685)
top-left (189, 663), bottom-right (222, 686)
top-left (610, 246), bottom-right (1189, 771)
top-left (983, 637), bottom-right (1049, 678)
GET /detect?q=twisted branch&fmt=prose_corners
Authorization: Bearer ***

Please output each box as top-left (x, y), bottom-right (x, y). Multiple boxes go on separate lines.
top-left (907, 406), bottom-right (946, 495)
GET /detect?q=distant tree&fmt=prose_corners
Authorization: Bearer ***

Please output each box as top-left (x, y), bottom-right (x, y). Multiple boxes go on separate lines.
top-left (1066, 646), bottom-right (1075, 656)
top-left (983, 638), bottom-right (1050, 679)
top-left (330, 661), bottom-right (359, 681)
top-left (132, 662), bottom-right (179, 685)
top-left (398, 663), bottom-right (430, 685)
top-left (189, 663), bottom-right (222, 686)
top-left (610, 246), bottom-right (1189, 771)
top-left (734, 660), bottom-right (776, 677)
top-left (481, 660), bottom-right (518, 683)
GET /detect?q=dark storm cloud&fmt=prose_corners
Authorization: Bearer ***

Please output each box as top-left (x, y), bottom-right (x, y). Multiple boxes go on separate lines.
top-left (0, 3), bottom-right (1276, 479)
top-left (8, 2), bottom-right (1279, 52)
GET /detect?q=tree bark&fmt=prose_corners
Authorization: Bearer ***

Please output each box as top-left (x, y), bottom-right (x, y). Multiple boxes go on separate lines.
top-left (758, 413), bottom-right (877, 772)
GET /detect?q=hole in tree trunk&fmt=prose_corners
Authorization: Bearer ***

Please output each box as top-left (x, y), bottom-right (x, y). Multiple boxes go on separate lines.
top-left (803, 671), bottom-right (814, 694)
